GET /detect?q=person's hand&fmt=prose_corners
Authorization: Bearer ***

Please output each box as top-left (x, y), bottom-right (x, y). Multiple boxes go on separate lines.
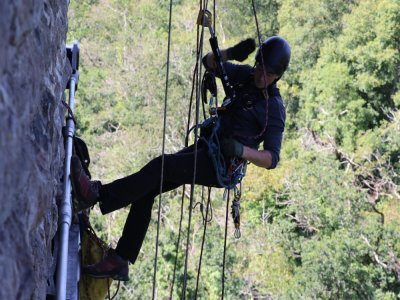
top-left (221, 138), bottom-right (244, 158)
top-left (226, 38), bottom-right (256, 62)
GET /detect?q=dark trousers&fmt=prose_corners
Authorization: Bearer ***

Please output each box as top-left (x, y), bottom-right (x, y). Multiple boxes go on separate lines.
top-left (98, 144), bottom-right (221, 263)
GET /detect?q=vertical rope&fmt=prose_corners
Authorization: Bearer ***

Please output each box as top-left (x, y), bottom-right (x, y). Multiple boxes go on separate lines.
top-left (213, 0), bottom-right (216, 34)
top-left (221, 189), bottom-right (230, 299)
top-left (251, 0), bottom-right (270, 138)
top-left (153, 0), bottom-right (173, 299)
top-left (182, 0), bottom-right (208, 297)
top-left (169, 188), bottom-right (186, 299)
top-left (175, 0), bottom-right (206, 294)
top-left (251, 0), bottom-right (263, 49)
top-left (194, 187), bottom-right (212, 298)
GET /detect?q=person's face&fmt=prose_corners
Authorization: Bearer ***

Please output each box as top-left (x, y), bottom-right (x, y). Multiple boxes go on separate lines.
top-left (254, 62), bottom-right (278, 89)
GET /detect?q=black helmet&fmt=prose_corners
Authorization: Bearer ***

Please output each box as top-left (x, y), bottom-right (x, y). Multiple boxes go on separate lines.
top-left (255, 36), bottom-right (291, 77)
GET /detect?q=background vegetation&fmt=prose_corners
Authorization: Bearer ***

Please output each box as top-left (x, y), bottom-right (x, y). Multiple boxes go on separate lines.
top-left (68, 0), bottom-right (400, 298)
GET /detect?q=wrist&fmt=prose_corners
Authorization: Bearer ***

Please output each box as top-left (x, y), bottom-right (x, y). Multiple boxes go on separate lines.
top-left (225, 47), bottom-right (234, 61)
top-left (220, 49), bottom-right (229, 62)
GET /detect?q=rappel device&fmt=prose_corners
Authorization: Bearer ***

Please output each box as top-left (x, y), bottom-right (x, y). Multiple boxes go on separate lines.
top-left (197, 9), bottom-right (236, 109)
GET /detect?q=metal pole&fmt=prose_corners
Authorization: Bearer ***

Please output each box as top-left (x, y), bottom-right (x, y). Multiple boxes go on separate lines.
top-left (56, 77), bottom-right (76, 300)
top-left (56, 42), bottom-right (79, 300)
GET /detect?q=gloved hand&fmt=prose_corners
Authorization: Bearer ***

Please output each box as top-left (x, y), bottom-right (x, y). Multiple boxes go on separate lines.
top-left (226, 38), bottom-right (256, 62)
top-left (221, 138), bottom-right (244, 158)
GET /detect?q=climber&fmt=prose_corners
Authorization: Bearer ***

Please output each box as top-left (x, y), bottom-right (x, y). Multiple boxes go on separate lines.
top-left (71, 36), bottom-right (291, 281)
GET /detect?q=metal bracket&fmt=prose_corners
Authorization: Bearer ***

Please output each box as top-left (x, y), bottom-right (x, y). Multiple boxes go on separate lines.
top-left (66, 41), bottom-right (80, 90)
top-left (197, 9), bottom-right (212, 29)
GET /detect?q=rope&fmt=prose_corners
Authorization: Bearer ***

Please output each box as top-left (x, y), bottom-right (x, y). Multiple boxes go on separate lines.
top-left (221, 188), bottom-right (230, 299)
top-left (81, 212), bottom-right (109, 254)
top-left (182, 1), bottom-right (208, 298)
top-left (185, 0), bottom-right (211, 146)
top-left (169, 187), bottom-right (186, 299)
top-left (194, 187), bottom-right (212, 298)
top-left (185, 61), bottom-right (199, 146)
top-left (106, 279), bottom-right (120, 300)
top-left (61, 100), bottom-right (77, 125)
top-left (153, 0), bottom-right (173, 298)
top-left (194, 186), bottom-right (213, 223)
top-left (251, 0), bottom-right (270, 135)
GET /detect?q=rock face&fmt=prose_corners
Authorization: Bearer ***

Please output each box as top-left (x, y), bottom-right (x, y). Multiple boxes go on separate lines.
top-left (0, 1), bottom-right (71, 299)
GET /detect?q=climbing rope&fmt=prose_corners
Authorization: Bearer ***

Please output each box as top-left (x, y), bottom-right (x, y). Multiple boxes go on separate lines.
top-left (182, 1), bottom-right (209, 298)
top-left (153, 0), bottom-right (173, 298)
top-left (251, 0), bottom-right (270, 129)
top-left (221, 188), bottom-right (230, 299)
top-left (194, 187), bottom-right (212, 299)
top-left (169, 0), bottom-right (210, 297)
top-left (106, 279), bottom-right (120, 300)
top-left (169, 187), bottom-right (186, 299)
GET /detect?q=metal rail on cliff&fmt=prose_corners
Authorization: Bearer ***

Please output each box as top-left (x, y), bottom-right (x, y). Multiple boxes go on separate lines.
top-left (56, 41), bottom-right (80, 300)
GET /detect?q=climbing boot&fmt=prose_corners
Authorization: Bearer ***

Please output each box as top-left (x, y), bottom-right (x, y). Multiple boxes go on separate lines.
top-left (70, 155), bottom-right (101, 211)
top-left (83, 248), bottom-right (130, 281)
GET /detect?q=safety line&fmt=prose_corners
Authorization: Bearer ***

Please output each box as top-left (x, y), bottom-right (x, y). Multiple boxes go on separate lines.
top-left (251, 0), bottom-right (270, 134)
top-left (221, 189), bottom-right (230, 299)
top-left (194, 187), bottom-right (212, 299)
top-left (169, 187), bottom-right (186, 299)
top-left (153, 0), bottom-right (173, 298)
top-left (181, 0), bottom-right (208, 298)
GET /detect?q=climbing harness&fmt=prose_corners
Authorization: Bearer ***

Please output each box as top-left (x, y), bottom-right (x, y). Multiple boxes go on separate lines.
top-left (196, 8), bottom-right (248, 190)
top-left (188, 116), bottom-right (246, 189)
top-left (196, 9), bottom-right (248, 246)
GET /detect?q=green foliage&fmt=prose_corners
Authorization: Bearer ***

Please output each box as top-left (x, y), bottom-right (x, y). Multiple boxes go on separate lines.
top-left (278, 0), bottom-right (357, 131)
top-left (296, 0), bottom-right (400, 151)
top-left (290, 230), bottom-right (382, 299)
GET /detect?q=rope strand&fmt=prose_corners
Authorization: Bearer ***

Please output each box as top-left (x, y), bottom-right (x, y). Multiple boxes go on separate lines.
top-left (182, 1), bottom-right (209, 297)
top-left (194, 187), bottom-right (212, 299)
top-left (169, 187), bottom-right (186, 299)
top-left (221, 189), bottom-right (230, 299)
top-left (153, 0), bottom-right (173, 298)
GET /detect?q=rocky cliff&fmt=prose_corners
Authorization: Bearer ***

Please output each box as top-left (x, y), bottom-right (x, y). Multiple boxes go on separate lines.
top-left (0, 1), bottom-right (71, 299)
